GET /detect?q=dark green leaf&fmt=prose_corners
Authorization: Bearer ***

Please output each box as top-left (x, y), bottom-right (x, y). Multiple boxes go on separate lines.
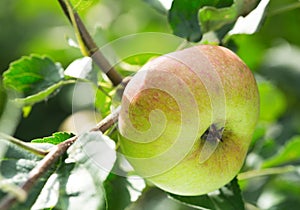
top-left (103, 173), bottom-right (131, 210)
top-left (168, 0), bottom-right (233, 41)
top-left (168, 177), bottom-right (245, 210)
top-left (31, 132), bottom-right (74, 145)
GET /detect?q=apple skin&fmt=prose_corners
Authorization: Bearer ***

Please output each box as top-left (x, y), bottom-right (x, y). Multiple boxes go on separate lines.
top-left (118, 45), bottom-right (259, 196)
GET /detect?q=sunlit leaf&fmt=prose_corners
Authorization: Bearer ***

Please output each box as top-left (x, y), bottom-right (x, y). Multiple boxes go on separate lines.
top-left (70, 0), bottom-right (97, 12)
top-left (228, 0), bottom-right (270, 35)
top-left (31, 132), bottom-right (74, 145)
top-left (0, 139), bottom-right (51, 210)
top-left (64, 131), bottom-right (117, 209)
top-left (64, 57), bottom-right (97, 83)
top-left (67, 131), bottom-right (117, 182)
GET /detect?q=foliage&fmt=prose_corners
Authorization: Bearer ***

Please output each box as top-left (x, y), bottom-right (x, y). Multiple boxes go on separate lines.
top-left (1, 0), bottom-right (300, 209)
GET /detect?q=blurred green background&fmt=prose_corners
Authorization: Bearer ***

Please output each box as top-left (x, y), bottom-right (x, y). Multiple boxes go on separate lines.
top-left (0, 0), bottom-right (300, 209)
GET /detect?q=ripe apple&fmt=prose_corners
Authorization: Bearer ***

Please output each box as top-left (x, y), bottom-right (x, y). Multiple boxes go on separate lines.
top-left (118, 45), bottom-right (259, 196)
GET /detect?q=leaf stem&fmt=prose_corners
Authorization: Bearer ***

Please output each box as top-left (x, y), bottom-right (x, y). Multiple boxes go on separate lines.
top-left (0, 133), bottom-right (48, 156)
top-left (237, 165), bottom-right (297, 180)
top-left (57, 0), bottom-right (123, 86)
top-left (0, 108), bottom-right (120, 210)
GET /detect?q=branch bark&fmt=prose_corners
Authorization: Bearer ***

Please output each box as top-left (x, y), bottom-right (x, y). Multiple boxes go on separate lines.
top-left (57, 0), bottom-right (123, 86)
top-left (0, 108), bottom-right (120, 210)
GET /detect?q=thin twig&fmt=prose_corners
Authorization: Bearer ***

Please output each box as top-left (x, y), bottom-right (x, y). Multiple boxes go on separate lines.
top-left (57, 0), bottom-right (123, 86)
top-left (0, 133), bottom-right (48, 157)
top-left (237, 165), bottom-right (297, 180)
top-left (0, 108), bottom-right (120, 210)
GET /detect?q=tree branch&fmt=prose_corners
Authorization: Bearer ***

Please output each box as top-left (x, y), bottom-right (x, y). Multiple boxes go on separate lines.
top-left (0, 107), bottom-right (120, 210)
top-left (57, 0), bottom-right (123, 86)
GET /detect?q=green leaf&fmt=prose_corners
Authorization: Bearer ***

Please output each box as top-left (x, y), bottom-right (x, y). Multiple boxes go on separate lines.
top-left (3, 55), bottom-right (64, 96)
top-left (262, 136), bottom-right (300, 168)
top-left (168, 177), bottom-right (245, 210)
top-left (31, 132), bottom-right (74, 145)
top-left (3, 55), bottom-right (73, 106)
top-left (168, 0), bottom-right (233, 41)
top-left (102, 158), bottom-right (146, 210)
top-left (199, 5), bottom-right (237, 33)
top-left (199, 0), bottom-right (265, 41)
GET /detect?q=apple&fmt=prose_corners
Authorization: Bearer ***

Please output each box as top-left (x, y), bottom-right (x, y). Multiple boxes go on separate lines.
top-left (118, 45), bottom-right (259, 196)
